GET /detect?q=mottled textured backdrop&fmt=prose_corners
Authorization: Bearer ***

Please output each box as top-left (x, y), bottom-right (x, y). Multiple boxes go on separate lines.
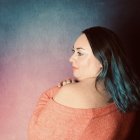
top-left (0, 0), bottom-right (140, 139)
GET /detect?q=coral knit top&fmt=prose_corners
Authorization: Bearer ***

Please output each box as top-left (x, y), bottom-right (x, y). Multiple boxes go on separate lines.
top-left (28, 85), bottom-right (136, 140)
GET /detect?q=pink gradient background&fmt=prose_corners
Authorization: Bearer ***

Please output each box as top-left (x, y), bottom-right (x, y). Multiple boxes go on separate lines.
top-left (0, 38), bottom-right (74, 139)
top-left (0, 1), bottom-right (89, 138)
top-left (0, 11), bottom-right (78, 138)
top-left (0, 1), bottom-right (86, 139)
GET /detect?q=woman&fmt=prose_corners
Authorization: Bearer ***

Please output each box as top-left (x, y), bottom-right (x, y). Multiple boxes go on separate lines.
top-left (28, 26), bottom-right (140, 140)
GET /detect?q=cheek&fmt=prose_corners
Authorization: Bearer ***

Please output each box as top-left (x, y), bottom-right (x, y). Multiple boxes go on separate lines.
top-left (77, 56), bottom-right (102, 73)
top-left (87, 57), bottom-right (102, 74)
top-left (78, 57), bottom-right (89, 67)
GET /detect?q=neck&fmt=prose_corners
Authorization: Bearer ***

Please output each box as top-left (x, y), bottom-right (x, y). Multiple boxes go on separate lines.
top-left (76, 77), bottom-right (112, 103)
top-left (77, 77), bottom-right (108, 96)
top-left (79, 77), bottom-right (96, 87)
top-left (76, 77), bottom-right (99, 93)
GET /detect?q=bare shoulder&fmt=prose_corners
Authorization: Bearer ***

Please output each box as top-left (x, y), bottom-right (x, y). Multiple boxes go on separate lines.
top-left (53, 82), bottom-right (113, 108)
top-left (53, 83), bottom-right (81, 101)
top-left (59, 83), bottom-right (80, 94)
top-left (53, 83), bottom-right (90, 108)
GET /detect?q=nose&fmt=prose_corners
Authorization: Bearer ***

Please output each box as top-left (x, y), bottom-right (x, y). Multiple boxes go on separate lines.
top-left (69, 55), bottom-right (73, 63)
top-left (69, 53), bottom-right (75, 63)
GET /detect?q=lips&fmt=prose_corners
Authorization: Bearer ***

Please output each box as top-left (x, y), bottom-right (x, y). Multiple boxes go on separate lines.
top-left (72, 66), bottom-right (78, 70)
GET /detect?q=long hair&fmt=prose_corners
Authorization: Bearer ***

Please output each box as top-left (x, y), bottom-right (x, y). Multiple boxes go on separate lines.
top-left (82, 26), bottom-right (140, 112)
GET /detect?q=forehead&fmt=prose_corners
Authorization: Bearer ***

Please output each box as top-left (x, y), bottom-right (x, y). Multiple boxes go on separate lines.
top-left (74, 34), bottom-right (92, 51)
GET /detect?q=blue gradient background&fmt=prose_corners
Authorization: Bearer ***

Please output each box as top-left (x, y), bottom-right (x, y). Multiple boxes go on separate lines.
top-left (0, 0), bottom-right (140, 139)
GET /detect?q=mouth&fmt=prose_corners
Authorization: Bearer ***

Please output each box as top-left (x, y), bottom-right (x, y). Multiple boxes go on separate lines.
top-left (72, 66), bottom-right (78, 70)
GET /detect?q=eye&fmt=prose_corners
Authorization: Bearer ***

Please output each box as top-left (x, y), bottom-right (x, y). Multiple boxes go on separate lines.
top-left (77, 52), bottom-right (83, 56)
top-left (71, 49), bottom-right (83, 56)
top-left (72, 49), bottom-right (75, 53)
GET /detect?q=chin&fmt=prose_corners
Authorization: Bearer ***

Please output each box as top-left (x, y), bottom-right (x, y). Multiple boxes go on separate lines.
top-left (73, 73), bottom-right (88, 82)
top-left (73, 76), bottom-right (84, 82)
top-left (73, 75), bottom-right (80, 81)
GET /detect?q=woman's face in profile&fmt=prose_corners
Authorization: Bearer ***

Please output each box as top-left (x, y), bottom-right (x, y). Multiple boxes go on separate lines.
top-left (69, 34), bottom-right (102, 81)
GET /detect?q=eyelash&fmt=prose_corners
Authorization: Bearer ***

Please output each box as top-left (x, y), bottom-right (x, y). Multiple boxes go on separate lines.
top-left (72, 49), bottom-right (83, 56)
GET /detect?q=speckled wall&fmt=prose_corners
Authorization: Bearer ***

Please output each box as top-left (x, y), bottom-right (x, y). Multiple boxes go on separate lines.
top-left (0, 0), bottom-right (140, 139)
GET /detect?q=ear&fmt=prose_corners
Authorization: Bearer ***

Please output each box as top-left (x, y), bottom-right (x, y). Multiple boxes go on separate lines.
top-left (99, 67), bottom-right (103, 73)
top-left (95, 66), bottom-right (103, 77)
top-left (99, 63), bottom-right (103, 69)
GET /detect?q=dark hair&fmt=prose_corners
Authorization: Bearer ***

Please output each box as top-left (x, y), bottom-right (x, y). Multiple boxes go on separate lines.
top-left (82, 26), bottom-right (140, 113)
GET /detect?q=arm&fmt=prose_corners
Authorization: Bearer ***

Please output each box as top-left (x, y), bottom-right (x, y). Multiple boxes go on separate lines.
top-left (28, 86), bottom-right (58, 126)
top-left (32, 89), bottom-right (51, 116)
top-left (32, 86), bottom-right (59, 117)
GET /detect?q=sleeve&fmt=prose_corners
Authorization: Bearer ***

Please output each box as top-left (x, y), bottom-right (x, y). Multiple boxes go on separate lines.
top-left (32, 85), bottom-right (58, 117)
top-left (28, 85), bottom-right (59, 137)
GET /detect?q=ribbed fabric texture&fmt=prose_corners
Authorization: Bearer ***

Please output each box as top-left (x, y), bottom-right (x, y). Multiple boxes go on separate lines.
top-left (28, 86), bottom-right (136, 140)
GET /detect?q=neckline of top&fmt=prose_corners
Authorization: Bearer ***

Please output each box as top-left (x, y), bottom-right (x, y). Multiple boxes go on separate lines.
top-left (51, 97), bottom-right (116, 111)
top-left (48, 86), bottom-right (118, 117)
top-left (49, 97), bottom-right (118, 117)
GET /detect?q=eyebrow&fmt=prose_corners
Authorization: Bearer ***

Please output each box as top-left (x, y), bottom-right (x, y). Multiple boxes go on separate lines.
top-left (73, 46), bottom-right (85, 50)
